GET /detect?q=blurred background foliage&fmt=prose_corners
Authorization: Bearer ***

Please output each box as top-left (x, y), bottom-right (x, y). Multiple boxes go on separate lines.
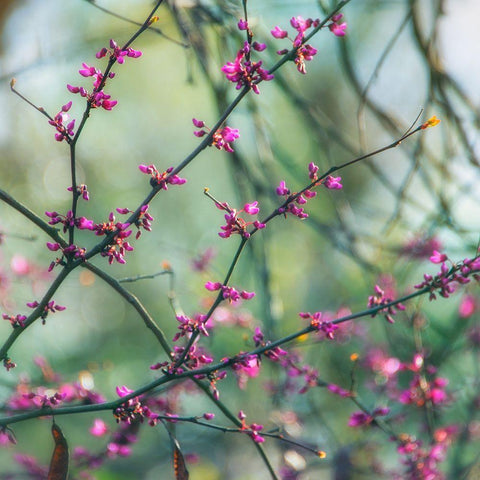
top-left (0, 0), bottom-right (479, 478)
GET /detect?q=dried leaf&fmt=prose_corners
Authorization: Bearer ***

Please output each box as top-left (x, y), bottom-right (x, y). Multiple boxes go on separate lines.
top-left (173, 439), bottom-right (189, 480)
top-left (47, 423), bottom-right (69, 480)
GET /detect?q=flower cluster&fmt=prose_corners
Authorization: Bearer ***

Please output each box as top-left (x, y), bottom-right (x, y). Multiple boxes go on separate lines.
top-left (252, 327), bottom-right (288, 362)
top-left (212, 199), bottom-right (265, 238)
top-left (95, 39), bottom-right (142, 64)
top-left (45, 210), bottom-right (94, 233)
top-left (2, 313), bottom-right (27, 328)
top-left (414, 251), bottom-right (480, 300)
top-left (276, 163), bottom-right (342, 219)
top-left (271, 16), bottom-right (320, 74)
top-left (66, 39), bottom-right (141, 112)
top-left (113, 385), bottom-right (158, 425)
top-left (299, 311), bottom-right (339, 339)
top-left (94, 213), bottom-right (134, 265)
top-left (67, 183), bottom-right (90, 201)
top-left (397, 426), bottom-right (458, 479)
top-left (397, 354), bottom-right (450, 407)
top-left (26, 300), bottom-right (65, 324)
top-left (348, 407), bottom-right (390, 427)
top-left (367, 284), bottom-right (405, 323)
top-left (46, 242), bottom-right (87, 271)
top-left (115, 205), bottom-right (153, 239)
top-left (151, 344), bottom-right (214, 376)
top-left (222, 21), bottom-right (273, 94)
top-left (230, 353), bottom-right (261, 389)
top-left (192, 118), bottom-right (240, 153)
top-left (173, 313), bottom-right (208, 342)
top-left (48, 101), bottom-right (75, 142)
top-left (328, 14), bottom-right (347, 37)
top-left (238, 410), bottom-right (265, 443)
top-left (138, 164), bottom-right (186, 189)
top-left (400, 234), bottom-right (442, 259)
top-left (205, 281), bottom-right (255, 302)
top-left (68, 65), bottom-right (117, 110)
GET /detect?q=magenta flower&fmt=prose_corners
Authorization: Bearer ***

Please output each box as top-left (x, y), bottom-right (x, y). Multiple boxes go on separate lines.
top-left (271, 26), bottom-right (288, 39)
top-left (116, 385), bottom-right (133, 398)
top-left (299, 311), bottom-right (339, 339)
top-left (459, 294), bottom-right (477, 318)
top-left (244, 201), bottom-right (259, 215)
top-left (328, 14), bottom-right (347, 37)
top-left (213, 126), bottom-right (240, 152)
top-left (271, 16), bottom-right (319, 74)
top-left (430, 250), bottom-right (448, 264)
top-left (89, 419), bottom-right (108, 437)
top-left (324, 175), bottom-right (343, 189)
top-left (2, 313), bottom-right (27, 328)
top-left (252, 42), bottom-right (267, 52)
top-left (276, 180), bottom-right (290, 196)
top-left (192, 119), bottom-right (240, 152)
top-left (138, 164), bottom-right (186, 189)
top-left (222, 42), bottom-right (274, 94)
top-left (237, 19), bottom-right (248, 30)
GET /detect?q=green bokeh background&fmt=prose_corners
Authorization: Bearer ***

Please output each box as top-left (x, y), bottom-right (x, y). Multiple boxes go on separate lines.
top-left (0, 0), bottom-right (479, 478)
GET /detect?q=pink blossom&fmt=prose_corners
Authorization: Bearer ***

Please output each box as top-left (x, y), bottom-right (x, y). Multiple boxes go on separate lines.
top-left (89, 419), bottom-right (108, 437)
top-left (271, 26), bottom-right (288, 39)
top-left (430, 250), bottom-right (448, 264)
top-left (238, 19), bottom-right (248, 30)
top-left (329, 14), bottom-right (347, 37)
top-left (459, 294), bottom-right (477, 318)
top-left (244, 201), bottom-right (260, 215)
top-left (324, 175), bottom-right (343, 189)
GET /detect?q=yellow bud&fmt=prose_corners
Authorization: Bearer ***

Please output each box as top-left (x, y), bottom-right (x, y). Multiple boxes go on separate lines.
top-left (421, 116), bottom-right (440, 129)
top-left (350, 353), bottom-right (359, 362)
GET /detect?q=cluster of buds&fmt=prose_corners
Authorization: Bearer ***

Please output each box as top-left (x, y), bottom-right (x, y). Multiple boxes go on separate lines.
top-left (2, 313), bottom-right (27, 328)
top-left (221, 20), bottom-right (273, 94)
top-left (26, 300), bottom-right (65, 324)
top-left (192, 119), bottom-right (240, 153)
top-left (205, 281), bottom-right (255, 302)
top-left (276, 162), bottom-right (342, 219)
top-left (95, 39), bottom-right (142, 64)
top-left (210, 197), bottom-right (265, 239)
top-left (173, 313), bottom-right (208, 342)
top-left (115, 205), bottom-right (153, 239)
top-left (238, 410), bottom-right (265, 443)
top-left (414, 251), bottom-right (480, 300)
top-left (299, 311), bottom-right (339, 339)
top-left (138, 164), bottom-right (186, 190)
top-left (367, 285), bottom-right (405, 323)
top-left (48, 101), bottom-right (75, 142)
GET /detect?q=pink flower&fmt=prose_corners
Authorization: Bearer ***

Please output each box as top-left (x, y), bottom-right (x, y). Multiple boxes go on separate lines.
top-left (237, 19), bottom-right (248, 30)
top-left (205, 281), bottom-right (222, 291)
top-left (89, 419), bottom-right (108, 437)
top-left (244, 201), bottom-right (259, 215)
top-left (116, 385), bottom-right (133, 398)
top-left (324, 175), bottom-right (343, 190)
top-left (271, 26), bottom-right (288, 39)
top-left (459, 295), bottom-right (477, 318)
top-left (329, 14), bottom-right (347, 37)
top-left (430, 250), bottom-right (448, 264)
top-left (276, 180), bottom-right (290, 196)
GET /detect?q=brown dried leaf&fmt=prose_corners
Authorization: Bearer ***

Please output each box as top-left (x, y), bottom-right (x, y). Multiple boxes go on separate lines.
top-left (47, 423), bottom-right (69, 480)
top-left (173, 439), bottom-right (189, 480)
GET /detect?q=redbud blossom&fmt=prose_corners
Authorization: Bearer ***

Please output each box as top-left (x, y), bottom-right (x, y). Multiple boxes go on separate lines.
top-left (328, 14), bottom-right (347, 37)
